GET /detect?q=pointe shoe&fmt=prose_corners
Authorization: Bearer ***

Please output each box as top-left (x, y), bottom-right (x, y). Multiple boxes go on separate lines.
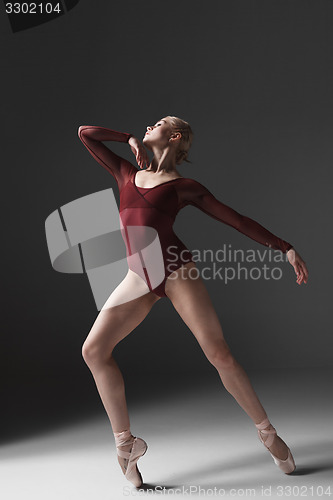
top-left (255, 418), bottom-right (296, 474)
top-left (114, 429), bottom-right (148, 488)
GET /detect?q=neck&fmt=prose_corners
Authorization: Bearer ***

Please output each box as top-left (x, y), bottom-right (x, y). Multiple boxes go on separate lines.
top-left (147, 146), bottom-right (178, 174)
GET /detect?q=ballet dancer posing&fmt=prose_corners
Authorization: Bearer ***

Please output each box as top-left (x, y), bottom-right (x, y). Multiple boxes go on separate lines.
top-left (78, 116), bottom-right (308, 488)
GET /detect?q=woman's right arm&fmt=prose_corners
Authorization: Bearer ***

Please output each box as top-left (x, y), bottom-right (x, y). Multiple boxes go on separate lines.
top-left (78, 125), bottom-right (136, 188)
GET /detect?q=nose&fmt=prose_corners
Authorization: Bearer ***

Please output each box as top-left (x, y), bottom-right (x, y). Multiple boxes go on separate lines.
top-left (147, 126), bottom-right (153, 132)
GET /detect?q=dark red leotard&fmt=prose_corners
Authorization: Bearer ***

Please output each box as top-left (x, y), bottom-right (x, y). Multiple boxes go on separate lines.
top-left (78, 126), bottom-right (293, 298)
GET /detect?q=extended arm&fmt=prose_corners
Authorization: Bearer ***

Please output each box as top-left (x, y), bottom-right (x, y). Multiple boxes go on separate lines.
top-left (78, 126), bottom-right (135, 188)
top-left (183, 180), bottom-right (293, 253)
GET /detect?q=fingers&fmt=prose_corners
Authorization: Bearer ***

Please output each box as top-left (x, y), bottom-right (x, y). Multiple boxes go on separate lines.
top-left (136, 146), bottom-right (149, 169)
top-left (136, 153), bottom-right (144, 169)
top-left (292, 250), bottom-right (309, 286)
top-left (295, 261), bottom-right (308, 285)
top-left (136, 155), bottom-right (149, 168)
top-left (303, 264), bottom-right (309, 284)
top-left (289, 249), bottom-right (309, 286)
top-left (296, 266), bottom-right (304, 285)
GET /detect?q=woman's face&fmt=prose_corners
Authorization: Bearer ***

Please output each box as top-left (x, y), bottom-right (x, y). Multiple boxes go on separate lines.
top-left (142, 118), bottom-right (172, 150)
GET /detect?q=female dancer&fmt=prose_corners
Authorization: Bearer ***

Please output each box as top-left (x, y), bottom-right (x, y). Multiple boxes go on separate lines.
top-left (78, 116), bottom-right (308, 488)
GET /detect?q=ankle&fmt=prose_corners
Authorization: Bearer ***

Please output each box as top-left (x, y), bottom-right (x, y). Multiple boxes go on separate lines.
top-left (113, 428), bottom-right (134, 448)
top-left (254, 416), bottom-right (270, 428)
top-left (255, 417), bottom-right (276, 432)
top-left (118, 436), bottom-right (135, 451)
top-left (262, 423), bottom-right (274, 431)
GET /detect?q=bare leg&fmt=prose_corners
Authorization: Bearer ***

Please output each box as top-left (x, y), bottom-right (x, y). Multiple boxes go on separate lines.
top-left (165, 263), bottom-right (289, 460)
top-left (82, 269), bottom-right (161, 472)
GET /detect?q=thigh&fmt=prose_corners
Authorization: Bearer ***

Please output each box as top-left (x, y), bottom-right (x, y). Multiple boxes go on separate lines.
top-left (165, 262), bottom-right (229, 359)
top-left (84, 269), bottom-right (161, 354)
top-left (101, 268), bottom-right (159, 309)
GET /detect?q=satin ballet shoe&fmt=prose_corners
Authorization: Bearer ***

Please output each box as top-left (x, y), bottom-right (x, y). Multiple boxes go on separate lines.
top-left (255, 418), bottom-right (296, 474)
top-left (114, 429), bottom-right (148, 488)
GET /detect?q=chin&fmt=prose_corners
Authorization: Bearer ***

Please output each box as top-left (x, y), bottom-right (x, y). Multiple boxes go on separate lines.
top-left (142, 137), bottom-right (153, 150)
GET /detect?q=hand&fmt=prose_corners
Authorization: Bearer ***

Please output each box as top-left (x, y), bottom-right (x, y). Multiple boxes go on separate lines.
top-left (286, 247), bottom-right (309, 285)
top-left (128, 136), bottom-right (150, 169)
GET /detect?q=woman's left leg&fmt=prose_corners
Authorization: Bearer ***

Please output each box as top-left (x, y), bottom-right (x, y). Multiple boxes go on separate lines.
top-left (165, 262), bottom-right (290, 461)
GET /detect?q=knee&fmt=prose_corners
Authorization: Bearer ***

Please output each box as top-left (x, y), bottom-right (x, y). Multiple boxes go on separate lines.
top-left (206, 342), bottom-right (237, 370)
top-left (82, 340), bottom-right (112, 367)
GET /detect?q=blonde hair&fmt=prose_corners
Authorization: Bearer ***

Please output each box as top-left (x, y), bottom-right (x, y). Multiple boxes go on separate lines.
top-left (165, 115), bottom-right (193, 165)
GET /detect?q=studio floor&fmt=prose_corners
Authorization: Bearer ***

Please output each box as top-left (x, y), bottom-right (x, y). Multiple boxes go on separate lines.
top-left (1, 367), bottom-right (332, 500)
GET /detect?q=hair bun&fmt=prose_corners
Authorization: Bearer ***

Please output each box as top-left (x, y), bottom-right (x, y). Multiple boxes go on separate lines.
top-left (176, 149), bottom-right (192, 165)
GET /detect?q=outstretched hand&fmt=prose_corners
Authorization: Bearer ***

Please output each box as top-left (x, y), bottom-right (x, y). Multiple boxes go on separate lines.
top-left (286, 248), bottom-right (308, 285)
top-left (128, 136), bottom-right (150, 169)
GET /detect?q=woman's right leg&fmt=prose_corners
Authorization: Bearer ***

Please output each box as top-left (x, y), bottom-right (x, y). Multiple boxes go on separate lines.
top-left (82, 269), bottom-right (161, 477)
top-left (82, 268), bottom-right (161, 435)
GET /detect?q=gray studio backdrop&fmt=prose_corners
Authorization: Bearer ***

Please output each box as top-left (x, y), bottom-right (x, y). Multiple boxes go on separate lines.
top-left (2, 1), bottom-right (331, 440)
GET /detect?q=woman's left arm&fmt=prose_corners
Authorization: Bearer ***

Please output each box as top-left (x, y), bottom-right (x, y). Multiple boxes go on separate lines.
top-left (182, 180), bottom-right (308, 284)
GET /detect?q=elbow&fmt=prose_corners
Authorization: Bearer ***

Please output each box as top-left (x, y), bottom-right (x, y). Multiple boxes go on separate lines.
top-left (78, 125), bottom-right (85, 138)
top-left (78, 125), bottom-right (91, 138)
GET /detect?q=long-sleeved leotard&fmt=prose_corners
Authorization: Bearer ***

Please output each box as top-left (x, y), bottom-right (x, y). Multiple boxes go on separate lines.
top-left (78, 126), bottom-right (293, 298)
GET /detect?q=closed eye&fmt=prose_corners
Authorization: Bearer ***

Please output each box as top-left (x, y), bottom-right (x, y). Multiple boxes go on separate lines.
top-left (147, 122), bottom-right (162, 129)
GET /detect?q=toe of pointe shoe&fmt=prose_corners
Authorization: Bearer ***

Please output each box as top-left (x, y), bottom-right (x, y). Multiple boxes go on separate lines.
top-left (125, 437), bottom-right (148, 488)
top-left (270, 447), bottom-right (296, 474)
